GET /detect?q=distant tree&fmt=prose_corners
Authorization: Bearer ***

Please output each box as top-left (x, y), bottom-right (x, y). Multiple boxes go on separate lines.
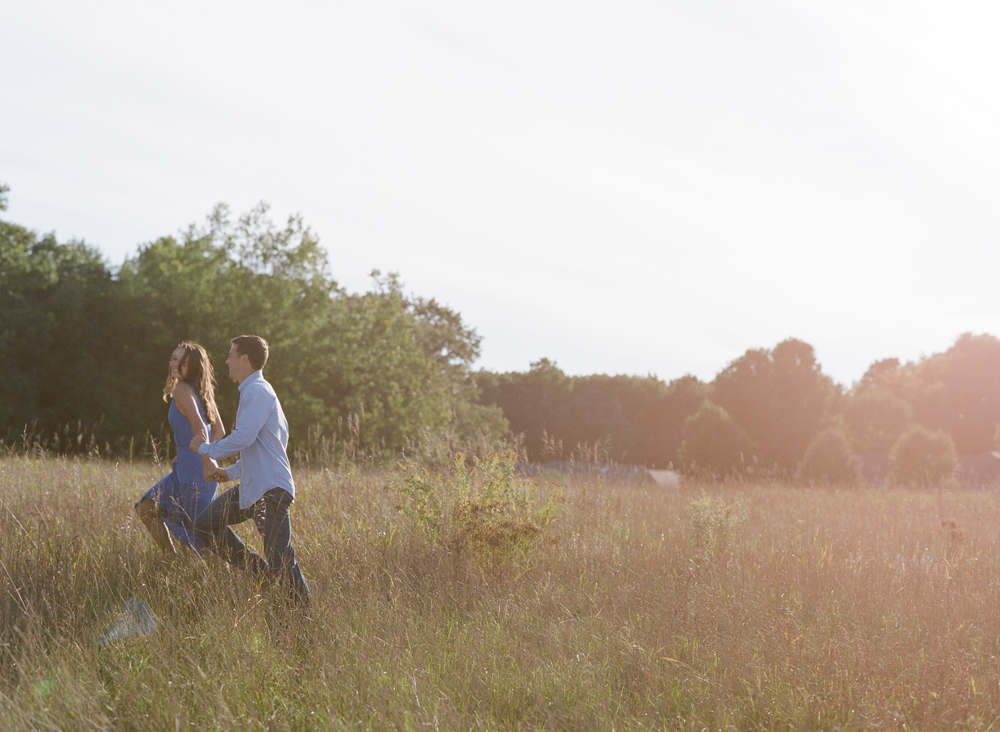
top-left (0, 182), bottom-right (9, 211)
top-left (713, 338), bottom-right (836, 470)
top-left (843, 389), bottom-right (914, 453)
top-left (888, 425), bottom-right (957, 487)
top-left (797, 427), bottom-right (862, 484)
top-left (657, 375), bottom-right (712, 466)
top-left (678, 401), bottom-right (754, 475)
top-left (856, 358), bottom-right (900, 391)
top-left (910, 334), bottom-right (1000, 453)
top-left (559, 372), bottom-right (708, 466)
top-left (477, 365), bottom-right (708, 466)
top-left (478, 359), bottom-right (573, 461)
top-left (855, 334), bottom-right (1000, 454)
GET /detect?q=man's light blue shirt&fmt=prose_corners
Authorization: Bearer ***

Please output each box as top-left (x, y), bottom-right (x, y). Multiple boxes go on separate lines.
top-left (197, 370), bottom-right (295, 509)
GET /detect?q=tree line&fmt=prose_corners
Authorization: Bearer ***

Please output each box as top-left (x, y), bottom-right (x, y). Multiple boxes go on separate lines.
top-left (478, 334), bottom-right (1000, 476)
top-left (4, 194), bottom-right (998, 473)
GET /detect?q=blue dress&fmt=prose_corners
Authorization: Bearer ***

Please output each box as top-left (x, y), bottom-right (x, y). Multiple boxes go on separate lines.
top-left (137, 392), bottom-right (218, 551)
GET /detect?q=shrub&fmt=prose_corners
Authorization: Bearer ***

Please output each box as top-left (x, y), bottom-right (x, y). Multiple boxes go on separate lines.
top-left (687, 494), bottom-right (748, 557)
top-left (677, 401), bottom-right (754, 475)
top-left (796, 427), bottom-right (862, 484)
top-left (390, 451), bottom-right (560, 564)
top-left (888, 425), bottom-right (957, 487)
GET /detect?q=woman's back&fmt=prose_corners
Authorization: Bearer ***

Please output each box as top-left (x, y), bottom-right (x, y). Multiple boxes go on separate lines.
top-left (168, 386), bottom-right (209, 485)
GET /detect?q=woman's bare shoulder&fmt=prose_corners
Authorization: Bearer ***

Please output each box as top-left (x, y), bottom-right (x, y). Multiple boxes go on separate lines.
top-left (171, 381), bottom-right (197, 400)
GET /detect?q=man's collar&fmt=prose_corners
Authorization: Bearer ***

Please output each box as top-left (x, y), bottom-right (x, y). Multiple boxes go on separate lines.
top-left (238, 370), bottom-right (263, 392)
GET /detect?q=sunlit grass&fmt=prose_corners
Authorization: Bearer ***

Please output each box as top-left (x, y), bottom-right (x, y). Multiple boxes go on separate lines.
top-left (3, 455), bottom-right (1000, 730)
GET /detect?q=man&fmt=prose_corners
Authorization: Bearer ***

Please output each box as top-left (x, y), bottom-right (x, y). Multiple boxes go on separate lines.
top-left (190, 335), bottom-right (310, 605)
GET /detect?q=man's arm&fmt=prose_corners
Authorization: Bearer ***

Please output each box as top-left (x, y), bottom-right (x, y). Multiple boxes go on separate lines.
top-left (191, 386), bottom-right (271, 459)
top-left (225, 459), bottom-right (242, 481)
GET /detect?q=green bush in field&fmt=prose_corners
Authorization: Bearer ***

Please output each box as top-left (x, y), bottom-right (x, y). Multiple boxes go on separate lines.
top-left (796, 427), bottom-right (862, 484)
top-left (391, 451), bottom-right (560, 563)
top-left (687, 494), bottom-right (748, 557)
top-left (889, 425), bottom-right (957, 487)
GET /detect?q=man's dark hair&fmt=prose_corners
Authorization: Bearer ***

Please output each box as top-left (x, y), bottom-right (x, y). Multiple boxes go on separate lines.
top-left (232, 335), bottom-right (269, 371)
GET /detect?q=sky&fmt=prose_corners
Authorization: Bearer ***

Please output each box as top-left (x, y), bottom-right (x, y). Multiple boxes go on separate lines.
top-left (3, 1), bottom-right (999, 387)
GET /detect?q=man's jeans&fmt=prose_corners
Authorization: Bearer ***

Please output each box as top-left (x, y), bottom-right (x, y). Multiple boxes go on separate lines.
top-left (194, 485), bottom-right (310, 605)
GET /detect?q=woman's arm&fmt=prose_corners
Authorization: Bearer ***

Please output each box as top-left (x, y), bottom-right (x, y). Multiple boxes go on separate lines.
top-left (205, 413), bottom-right (228, 480)
top-left (172, 384), bottom-right (216, 474)
top-left (209, 413), bottom-right (225, 442)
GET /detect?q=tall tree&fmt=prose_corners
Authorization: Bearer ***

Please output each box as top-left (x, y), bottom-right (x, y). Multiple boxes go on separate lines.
top-left (713, 338), bottom-right (836, 469)
top-left (0, 220), bottom-right (138, 445)
top-left (843, 389), bottom-right (914, 453)
top-left (860, 334), bottom-right (1000, 454)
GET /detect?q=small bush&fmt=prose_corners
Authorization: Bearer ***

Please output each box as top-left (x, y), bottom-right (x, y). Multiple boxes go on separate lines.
top-left (888, 425), bottom-right (957, 487)
top-left (797, 427), bottom-right (862, 484)
top-left (688, 494), bottom-right (748, 557)
top-left (391, 451), bottom-right (560, 564)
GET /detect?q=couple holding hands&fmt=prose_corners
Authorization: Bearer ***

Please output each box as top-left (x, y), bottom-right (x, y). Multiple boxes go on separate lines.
top-left (134, 335), bottom-right (310, 606)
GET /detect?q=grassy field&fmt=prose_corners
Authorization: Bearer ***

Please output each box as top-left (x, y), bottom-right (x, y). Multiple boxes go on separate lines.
top-left (3, 454), bottom-right (1000, 730)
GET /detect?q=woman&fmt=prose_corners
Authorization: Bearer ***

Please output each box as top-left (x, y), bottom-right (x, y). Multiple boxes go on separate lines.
top-left (135, 342), bottom-right (226, 556)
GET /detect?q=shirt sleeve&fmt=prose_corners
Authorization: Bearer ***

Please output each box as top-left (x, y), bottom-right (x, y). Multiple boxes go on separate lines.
top-left (197, 385), bottom-right (272, 460)
top-left (225, 459), bottom-right (242, 481)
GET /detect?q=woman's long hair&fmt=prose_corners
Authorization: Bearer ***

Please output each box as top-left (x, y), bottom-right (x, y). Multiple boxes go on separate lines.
top-left (162, 342), bottom-right (220, 423)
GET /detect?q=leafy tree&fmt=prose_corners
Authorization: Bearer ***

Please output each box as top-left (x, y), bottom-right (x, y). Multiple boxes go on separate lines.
top-left (856, 358), bottom-right (900, 391)
top-left (478, 365), bottom-right (708, 466)
top-left (908, 334), bottom-right (1000, 453)
top-left (0, 219), bottom-right (137, 446)
top-left (713, 338), bottom-right (836, 470)
top-left (0, 182), bottom-right (8, 211)
top-left (888, 425), bottom-right (957, 487)
top-left (677, 401), bottom-right (754, 475)
top-left (843, 389), bottom-right (914, 453)
top-left (853, 334), bottom-right (1000, 454)
top-left (478, 359), bottom-right (573, 461)
top-left (797, 427), bottom-right (862, 484)
top-left (319, 272), bottom-right (493, 451)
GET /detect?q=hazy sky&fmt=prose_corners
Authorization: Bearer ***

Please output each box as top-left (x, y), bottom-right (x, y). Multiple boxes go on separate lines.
top-left (3, 1), bottom-right (999, 387)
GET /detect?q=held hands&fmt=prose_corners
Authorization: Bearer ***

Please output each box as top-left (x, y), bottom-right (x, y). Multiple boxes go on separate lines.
top-left (205, 466), bottom-right (229, 483)
top-left (192, 434), bottom-right (224, 481)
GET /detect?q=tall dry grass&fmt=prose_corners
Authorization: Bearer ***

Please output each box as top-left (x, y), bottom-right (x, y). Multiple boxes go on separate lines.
top-left (3, 454), bottom-right (1000, 730)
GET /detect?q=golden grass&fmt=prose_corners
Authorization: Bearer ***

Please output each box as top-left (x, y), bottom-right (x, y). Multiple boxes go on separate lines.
top-left (3, 455), bottom-right (1000, 730)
